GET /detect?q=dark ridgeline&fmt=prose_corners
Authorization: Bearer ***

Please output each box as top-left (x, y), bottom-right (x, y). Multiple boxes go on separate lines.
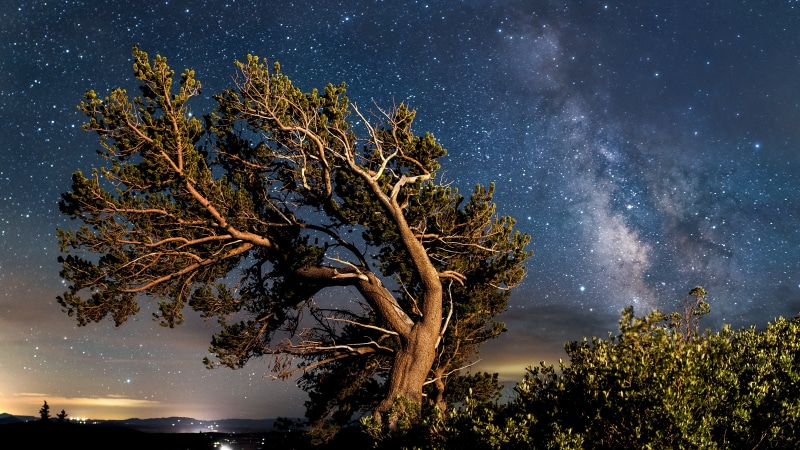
top-left (0, 419), bottom-right (217, 450)
top-left (0, 414), bottom-right (363, 450)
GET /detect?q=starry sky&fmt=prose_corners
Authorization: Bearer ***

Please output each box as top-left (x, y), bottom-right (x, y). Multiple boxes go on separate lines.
top-left (2, 0), bottom-right (800, 421)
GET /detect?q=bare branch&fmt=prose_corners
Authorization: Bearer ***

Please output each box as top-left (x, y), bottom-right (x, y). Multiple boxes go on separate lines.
top-left (184, 181), bottom-right (276, 249)
top-left (422, 360), bottom-right (481, 386)
top-left (119, 242), bottom-right (252, 293)
top-left (439, 270), bottom-right (466, 285)
top-left (436, 281), bottom-right (455, 349)
top-left (327, 256), bottom-right (369, 282)
top-left (325, 316), bottom-right (399, 336)
top-left (264, 338), bottom-right (393, 380)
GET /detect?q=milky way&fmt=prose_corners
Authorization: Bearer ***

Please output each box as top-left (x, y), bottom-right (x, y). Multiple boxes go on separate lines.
top-left (1, 1), bottom-right (799, 420)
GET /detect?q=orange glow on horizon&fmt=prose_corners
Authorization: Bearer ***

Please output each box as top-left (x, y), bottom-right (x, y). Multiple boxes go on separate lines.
top-left (2, 393), bottom-right (164, 420)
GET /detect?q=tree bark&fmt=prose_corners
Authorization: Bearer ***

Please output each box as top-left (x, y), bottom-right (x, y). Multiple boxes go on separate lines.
top-left (431, 367), bottom-right (447, 412)
top-left (376, 316), bottom-right (440, 428)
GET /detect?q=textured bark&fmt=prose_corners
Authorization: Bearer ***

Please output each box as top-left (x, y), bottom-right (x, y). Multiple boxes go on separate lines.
top-left (431, 367), bottom-right (447, 412)
top-left (376, 318), bottom-right (441, 426)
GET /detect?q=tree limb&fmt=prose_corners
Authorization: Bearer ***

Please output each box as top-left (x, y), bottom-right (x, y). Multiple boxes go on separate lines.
top-left (325, 316), bottom-right (399, 336)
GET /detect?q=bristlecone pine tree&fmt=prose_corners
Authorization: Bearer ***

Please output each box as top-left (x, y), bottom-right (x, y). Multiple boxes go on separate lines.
top-left (58, 47), bottom-right (531, 425)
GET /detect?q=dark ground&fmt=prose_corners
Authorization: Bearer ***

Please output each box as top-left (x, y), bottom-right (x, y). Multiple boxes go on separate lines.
top-left (0, 420), bottom-right (323, 450)
top-left (0, 419), bottom-right (380, 450)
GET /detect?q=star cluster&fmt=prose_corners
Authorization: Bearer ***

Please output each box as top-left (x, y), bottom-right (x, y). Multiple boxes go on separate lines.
top-left (1, 0), bottom-right (799, 420)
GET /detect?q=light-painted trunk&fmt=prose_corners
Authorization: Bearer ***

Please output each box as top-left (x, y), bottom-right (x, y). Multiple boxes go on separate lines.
top-left (376, 320), bottom-right (440, 428)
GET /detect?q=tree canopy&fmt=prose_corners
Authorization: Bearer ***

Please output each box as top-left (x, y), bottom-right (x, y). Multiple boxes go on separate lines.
top-left (58, 47), bottom-right (531, 426)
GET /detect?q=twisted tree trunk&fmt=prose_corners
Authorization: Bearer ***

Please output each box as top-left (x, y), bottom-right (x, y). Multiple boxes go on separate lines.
top-left (376, 319), bottom-right (441, 428)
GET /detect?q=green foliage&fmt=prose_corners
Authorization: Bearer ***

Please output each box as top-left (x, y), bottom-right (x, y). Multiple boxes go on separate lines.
top-left (442, 372), bottom-right (503, 406)
top-left (501, 287), bottom-right (800, 449)
top-left (361, 389), bottom-right (531, 450)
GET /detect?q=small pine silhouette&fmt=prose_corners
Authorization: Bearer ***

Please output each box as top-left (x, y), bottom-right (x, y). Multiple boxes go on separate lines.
top-left (39, 401), bottom-right (51, 421)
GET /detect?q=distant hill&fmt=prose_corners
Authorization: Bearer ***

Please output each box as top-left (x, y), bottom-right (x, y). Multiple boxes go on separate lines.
top-left (104, 416), bottom-right (279, 433)
top-left (0, 412), bottom-right (282, 433)
top-left (0, 412), bottom-right (29, 424)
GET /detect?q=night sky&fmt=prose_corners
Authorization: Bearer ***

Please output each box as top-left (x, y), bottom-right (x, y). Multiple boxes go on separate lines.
top-left (2, 0), bottom-right (800, 421)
